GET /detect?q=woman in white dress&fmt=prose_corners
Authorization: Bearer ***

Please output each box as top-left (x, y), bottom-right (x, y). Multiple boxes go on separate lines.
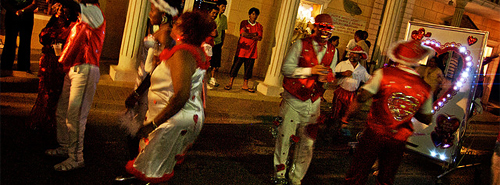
top-left (124, 11), bottom-right (215, 183)
top-left (120, 0), bottom-right (177, 160)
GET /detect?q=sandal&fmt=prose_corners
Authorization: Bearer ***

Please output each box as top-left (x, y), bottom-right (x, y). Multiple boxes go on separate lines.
top-left (245, 88), bottom-right (255, 93)
top-left (54, 158), bottom-right (85, 171)
top-left (224, 85), bottom-right (232, 90)
top-left (115, 175), bottom-right (136, 182)
top-left (45, 147), bottom-right (68, 158)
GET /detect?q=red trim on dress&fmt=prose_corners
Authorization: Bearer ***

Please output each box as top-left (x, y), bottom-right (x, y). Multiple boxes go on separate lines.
top-left (125, 160), bottom-right (174, 183)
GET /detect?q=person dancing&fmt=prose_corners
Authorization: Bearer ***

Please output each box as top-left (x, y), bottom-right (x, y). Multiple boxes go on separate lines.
top-left (120, 0), bottom-right (179, 160)
top-left (29, 3), bottom-right (75, 133)
top-left (44, 0), bottom-right (105, 172)
top-left (273, 14), bottom-right (337, 185)
top-left (123, 11), bottom-right (215, 184)
top-left (342, 40), bottom-right (434, 185)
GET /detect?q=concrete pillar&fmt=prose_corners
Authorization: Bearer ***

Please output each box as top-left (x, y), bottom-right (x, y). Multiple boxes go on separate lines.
top-left (183, 0), bottom-right (194, 12)
top-left (256, 0), bottom-right (300, 97)
top-left (110, 0), bottom-right (150, 82)
top-left (451, 0), bottom-right (469, 27)
top-left (372, 0), bottom-right (406, 69)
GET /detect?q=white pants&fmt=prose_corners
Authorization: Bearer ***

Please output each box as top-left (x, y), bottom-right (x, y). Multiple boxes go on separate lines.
top-left (274, 98), bottom-right (320, 185)
top-left (56, 64), bottom-right (100, 162)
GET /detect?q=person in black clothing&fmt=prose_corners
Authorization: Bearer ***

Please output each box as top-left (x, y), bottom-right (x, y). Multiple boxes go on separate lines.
top-left (1, 0), bottom-right (37, 75)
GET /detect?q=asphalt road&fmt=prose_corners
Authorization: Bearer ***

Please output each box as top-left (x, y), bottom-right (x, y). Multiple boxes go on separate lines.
top-left (1, 57), bottom-right (498, 185)
top-left (1, 84), bottom-right (498, 185)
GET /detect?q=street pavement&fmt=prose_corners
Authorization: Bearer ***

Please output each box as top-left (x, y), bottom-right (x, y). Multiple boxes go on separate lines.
top-left (1, 50), bottom-right (500, 185)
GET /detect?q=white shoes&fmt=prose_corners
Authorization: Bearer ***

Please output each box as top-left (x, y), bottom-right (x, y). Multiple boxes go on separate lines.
top-left (45, 147), bottom-right (68, 158)
top-left (54, 158), bottom-right (85, 171)
top-left (209, 78), bottom-right (219, 87)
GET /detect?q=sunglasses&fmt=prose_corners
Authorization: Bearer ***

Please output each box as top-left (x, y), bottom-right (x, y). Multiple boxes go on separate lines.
top-left (314, 23), bottom-right (334, 31)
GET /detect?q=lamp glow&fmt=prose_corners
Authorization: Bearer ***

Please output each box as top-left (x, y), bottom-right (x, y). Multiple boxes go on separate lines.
top-left (439, 154), bottom-right (447, 160)
top-left (430, 151), bottom-right (437, 157)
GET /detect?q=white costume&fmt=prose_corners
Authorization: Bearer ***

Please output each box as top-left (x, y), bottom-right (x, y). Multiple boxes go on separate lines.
top-left (335, 60), bottom-right (371, 92)
top-left (126, 45), bottom-right (206, 182)
top-left (275, 38), bottom-right (337, 185)
top-left (121, 35), bottom-right (164, 135)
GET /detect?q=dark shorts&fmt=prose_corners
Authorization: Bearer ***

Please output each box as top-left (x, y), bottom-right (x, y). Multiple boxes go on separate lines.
top-left (210, 43), bottom-right (223, 68)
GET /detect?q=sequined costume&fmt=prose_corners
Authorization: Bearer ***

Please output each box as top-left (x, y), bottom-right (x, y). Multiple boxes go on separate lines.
top-left (275, 37), bottom-right (337, 185)
top-left (126, 44), bottom-right (207, 183)
top-left (29, 11), bottom-right (72, 131)
top-left (344, 65), bottom-right (432, 185)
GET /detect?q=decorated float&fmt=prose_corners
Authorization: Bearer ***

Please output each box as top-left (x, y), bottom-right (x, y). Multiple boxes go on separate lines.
top-left (404, 21), bottom-right (489, 176)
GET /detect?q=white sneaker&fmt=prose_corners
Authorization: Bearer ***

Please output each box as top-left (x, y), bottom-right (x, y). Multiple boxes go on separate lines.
top-left (209, 78), bottom-right (219, 87)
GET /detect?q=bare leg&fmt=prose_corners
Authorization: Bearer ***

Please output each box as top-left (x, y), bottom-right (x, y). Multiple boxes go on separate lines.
top-left (224, 77), bottom-right (234, 90)
top-left (242, 79), bottom-right (249, 89)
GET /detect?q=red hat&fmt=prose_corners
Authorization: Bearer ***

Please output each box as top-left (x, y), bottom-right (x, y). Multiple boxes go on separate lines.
top-left (314, 14), bottom-right (333, 25)
top-left (348, 45), bottom-right (367, 59)
top-left (387, 40), bottom-right (434, 66)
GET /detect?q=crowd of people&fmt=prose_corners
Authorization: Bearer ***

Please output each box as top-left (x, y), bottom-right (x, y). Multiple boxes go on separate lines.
top-left (2, 0), bottom-right (498, 184)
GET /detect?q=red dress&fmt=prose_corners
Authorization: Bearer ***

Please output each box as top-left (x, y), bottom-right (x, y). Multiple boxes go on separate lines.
top-left (28, 14), bottom-right (72, 131)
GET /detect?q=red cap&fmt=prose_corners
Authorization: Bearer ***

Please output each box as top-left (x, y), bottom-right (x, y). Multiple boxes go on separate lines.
top-left (387, 40), bottom-right (434, 66)
top-left (348, 45), bottom-right (367, 59)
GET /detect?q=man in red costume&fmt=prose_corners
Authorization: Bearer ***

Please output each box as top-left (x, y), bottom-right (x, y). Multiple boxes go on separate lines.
top-left (44, 0), bottom-right (105, 172)
top-left (327, 45), bottom-right (370, 138)
top-left (342, 40), bottom-right (434, 185)
top-left (273, 14), bottom-right (338, 185)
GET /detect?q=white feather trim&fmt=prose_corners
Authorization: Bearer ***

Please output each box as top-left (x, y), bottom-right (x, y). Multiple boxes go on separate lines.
top-left (119, 109), bottom-right (144, 136)
top-left (149, 0), bottom-right (179, 16)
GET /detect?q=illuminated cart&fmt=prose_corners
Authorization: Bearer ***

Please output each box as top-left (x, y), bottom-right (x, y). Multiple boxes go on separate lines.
top-left (404, 21), bottom-right (489, 176)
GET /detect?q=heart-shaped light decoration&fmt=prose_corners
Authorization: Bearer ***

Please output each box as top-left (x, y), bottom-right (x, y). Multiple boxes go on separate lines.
top-left (421, 39), bottom-right (475, 113)
top-left (411, 28), bottom-right (432, 41)
top-left (431, 114), bottom-right (460, 149)
top-left (467, 36), bottom-right (477, 46)
top-left (387, 92), bottom-right (420, 121)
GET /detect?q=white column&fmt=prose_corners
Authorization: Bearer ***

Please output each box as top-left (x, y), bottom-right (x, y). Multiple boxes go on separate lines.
top-left (372, 0), bottom-right (406, 69)
top-left (256, 0), bottom-right (300, 96)
top-left (451, 0), bottom-right (469, 27)
top-left (183, 0), bottom-right (194, 12)
top-left (110, 0), bottom-right (150, 82)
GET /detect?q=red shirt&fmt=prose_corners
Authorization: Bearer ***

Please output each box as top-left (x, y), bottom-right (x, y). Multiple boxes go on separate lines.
top-left (236, 20), bottom-right (263, 59)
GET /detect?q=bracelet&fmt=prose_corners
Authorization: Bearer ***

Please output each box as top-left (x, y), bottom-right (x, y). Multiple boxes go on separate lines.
top-left (151, 120), bottom-right (158, 128)
top-left (133, 90), bottom-right (140, 97)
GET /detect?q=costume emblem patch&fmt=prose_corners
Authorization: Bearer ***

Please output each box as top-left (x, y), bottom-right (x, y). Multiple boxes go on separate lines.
top-left (387, 92), bottom-right (419, 121)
